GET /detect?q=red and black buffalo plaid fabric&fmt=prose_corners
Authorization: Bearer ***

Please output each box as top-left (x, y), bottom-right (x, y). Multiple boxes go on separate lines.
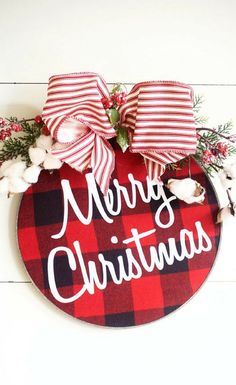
top-left (17, 145), bottom-right (221, 327)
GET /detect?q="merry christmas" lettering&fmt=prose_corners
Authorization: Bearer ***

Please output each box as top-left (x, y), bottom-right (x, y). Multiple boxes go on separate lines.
top-left (48, 221), bottom-right (212, 303)
top-left (52, 173), bottom-right (177, 240)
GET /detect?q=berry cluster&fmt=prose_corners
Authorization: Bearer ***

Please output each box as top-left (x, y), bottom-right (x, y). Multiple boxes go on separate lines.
top-left (101, 83), bottom-right (127, 111)
top-left (0, 115), bottom-right (50, 143)
top-left (0, 118), bottom-right (22, 141)
top-left (202, 141), bottom-right (229, 164)
top-left (34, 115), bottom-right (50, 136)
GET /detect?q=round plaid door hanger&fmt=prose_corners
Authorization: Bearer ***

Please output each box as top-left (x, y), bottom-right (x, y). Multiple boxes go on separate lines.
top-left (18, 147), bottom-right (220, 327)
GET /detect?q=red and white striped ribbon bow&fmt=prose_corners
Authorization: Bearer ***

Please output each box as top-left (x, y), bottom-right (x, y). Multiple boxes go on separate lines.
top-left (119, 81), bottom-right (197, 182)
top-left (42, 72), bottom-right (116, 194)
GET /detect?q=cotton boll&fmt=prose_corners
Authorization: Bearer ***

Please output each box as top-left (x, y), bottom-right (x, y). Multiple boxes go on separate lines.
top-left (231, 185), bottom-right (236, 197)
top-left (167, 178), bottom-right (196, 199)
top-left (36, 135), bottom-right (53, 150)
top-left (166, 178), bottom-right (205, 204)
top-left (227, 184), bottom-right (236, 203)
top-left (0, 177), bottom-right (9, 195)
top-left (183, 193), bottom-right (206, 204)
top-left (23, 165), bottom-right (41, 184)
top-left (0, 159), bottom-right (21, 177)
top-left (43, 154), bottom-right (62, 170)
top-left (220, 171), bottom-right (234, 190)
top-left (220, 163), bottom-right (236, 190)
top-left (8, 177), bottom-right (30, 193)
top-left (224, 163), bottom-right (236, 179)
top-left (216, 206), bottom-right (232, 224)
top-left (0, 160), bottom-right (16, 177)
top-left (29, 147), bottom-right (47, 166)
top-left (3, 160), bottom-right (26, 178)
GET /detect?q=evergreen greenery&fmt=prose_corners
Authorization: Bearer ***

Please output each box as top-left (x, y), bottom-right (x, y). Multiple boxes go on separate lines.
top-left (0, 118), bottom-right (42, 164)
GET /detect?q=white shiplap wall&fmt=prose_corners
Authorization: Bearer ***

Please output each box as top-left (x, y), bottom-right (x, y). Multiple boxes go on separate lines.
top-left (0, 1), bottom-right (236, 384)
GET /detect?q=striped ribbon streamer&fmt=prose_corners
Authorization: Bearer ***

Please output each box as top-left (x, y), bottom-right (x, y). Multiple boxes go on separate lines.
top-left (42, 72), bottom-right (116, 194)
top-left (119, 81), bottom-right (197, 182)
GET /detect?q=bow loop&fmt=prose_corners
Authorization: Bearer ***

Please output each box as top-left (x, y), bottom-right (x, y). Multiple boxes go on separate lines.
top-left (119, 81), bottom-right (197, 182)
top-left (42, 72), bottom-right (116, 194)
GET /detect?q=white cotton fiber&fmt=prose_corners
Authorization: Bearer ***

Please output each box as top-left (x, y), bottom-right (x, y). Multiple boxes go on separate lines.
top-left (29, 147), bottom-right (46, 166)
top-left (0, 177), bottom-right (9, 194)
top-left (8, 177), bottom-right (30, 193)
top-left (167, 178), bottom-right (205, 204)
top-left (43, 154), bottom-right (62, 170)
top-left (23, 165), bottom-right (41, 184)
top-left (0, 160), bottom-right (16, 177)
top-left (3, 160), bottom-right (26, 178)
top-left (36, 135), bottom-right (53, 150)
top-left (168, 178), bottom-right (196, 199)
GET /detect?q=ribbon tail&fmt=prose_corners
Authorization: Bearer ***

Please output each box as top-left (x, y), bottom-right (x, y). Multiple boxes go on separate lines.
top-left (51, 131), bottom-right (95, 171)
top-left (143, 151), bottom-right (189, 184)
top-left (144, 158), bottom-right (165, 184)
top-left (90, 135), bottom-right (115, 195)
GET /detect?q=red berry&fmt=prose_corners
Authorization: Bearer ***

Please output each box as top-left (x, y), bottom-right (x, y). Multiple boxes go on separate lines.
top-left (42, 125), bottom-right (50, 136)
top-left (34, 115), bottom-right (43, 124)
top-left (0, 118), bottom-right (6, 128)
top-left (101, 97), bottom-right (112, 110)
top-left (216, 142), bottom-right (228, 157)
top-left (5, 129), bottom-right (12, 137)
top-left (202, 149), bottom-right (215, 164)
top-left (10, 122), bottom-right (22, 132)
top-left (0, 130), bottom-right (7, 141)
top-left (111, 91), bottom-right (127, 106)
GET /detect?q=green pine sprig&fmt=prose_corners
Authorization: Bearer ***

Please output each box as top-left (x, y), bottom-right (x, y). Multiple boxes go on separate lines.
top-left (193, 95), bottom-right (208, 125)
top-left (0, 118), bottom-right (42, 164)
